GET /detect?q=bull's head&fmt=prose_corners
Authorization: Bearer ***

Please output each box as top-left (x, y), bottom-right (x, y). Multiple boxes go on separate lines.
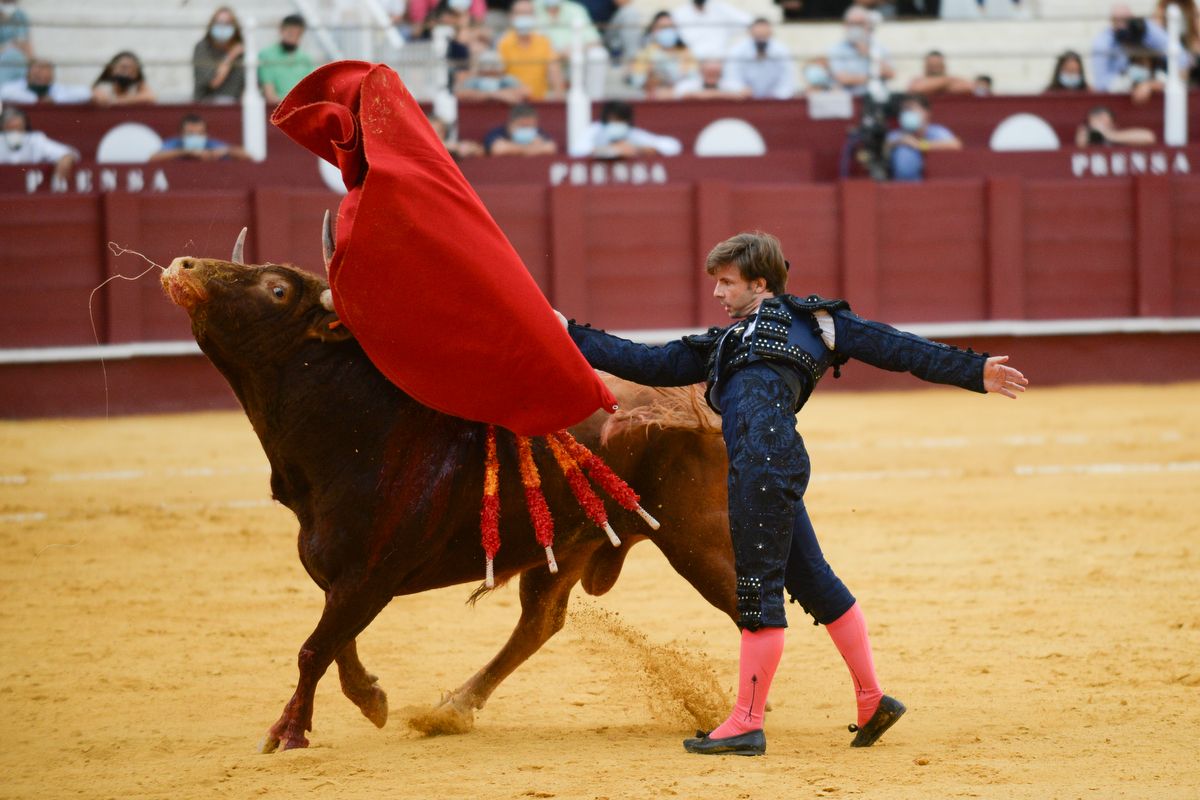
top-left (161, 223), bottom-right (352, 364)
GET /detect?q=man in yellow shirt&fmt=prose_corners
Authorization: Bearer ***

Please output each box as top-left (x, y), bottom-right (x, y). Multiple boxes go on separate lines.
top-left (496, 0), bottom-right (563, 100)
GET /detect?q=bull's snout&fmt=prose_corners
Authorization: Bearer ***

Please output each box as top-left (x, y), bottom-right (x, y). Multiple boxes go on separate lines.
top-left (162, 257), bottom-right (208, 309)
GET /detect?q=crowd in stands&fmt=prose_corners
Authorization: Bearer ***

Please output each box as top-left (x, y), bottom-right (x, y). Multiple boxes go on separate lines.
top-left (0, 0), bottom-right (1197, 180)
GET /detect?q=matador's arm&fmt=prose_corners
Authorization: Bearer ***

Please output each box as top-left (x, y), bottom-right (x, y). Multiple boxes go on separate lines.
top-left (831, 310), bottom-right (989, 393)
top-left (566, 322), bottom-right (712, 388)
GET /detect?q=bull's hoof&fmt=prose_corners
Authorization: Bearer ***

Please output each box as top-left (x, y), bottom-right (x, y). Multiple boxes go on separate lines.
top-left (404, 696), bottom-right (475, 736)
top-left (281, 733), bottom-right (310, 751)
top-left (260, 725), bottom-right (310, 753)
top-left (359, 685), bottom-right (388, 729)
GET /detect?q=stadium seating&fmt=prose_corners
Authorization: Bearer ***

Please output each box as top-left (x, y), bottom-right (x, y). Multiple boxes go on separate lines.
top-left (20, 0), bottom-right (1119, 100)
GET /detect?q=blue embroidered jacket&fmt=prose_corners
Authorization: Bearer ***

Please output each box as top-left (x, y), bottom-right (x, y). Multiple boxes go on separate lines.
top-left (567, 295), bottom-right (987, 413)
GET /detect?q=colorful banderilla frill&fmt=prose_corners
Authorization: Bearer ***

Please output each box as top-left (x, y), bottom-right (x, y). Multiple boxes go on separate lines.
top-left (480, 425), bottom-right (502, 588)
top-left (479, 426), bottom-right (660, 588)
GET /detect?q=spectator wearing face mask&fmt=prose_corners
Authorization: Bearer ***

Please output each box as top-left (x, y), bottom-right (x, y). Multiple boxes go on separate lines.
top-left (973, 74), bottom-right (993, 96)
top-left (1075, 105), bottom-right (1156, 147)
top-left (801, 57), bottom-right (835, 94)
top-left (484, 103), bottom-right (558, 155)
top-left (1124, 53), bottom-right (1168, 103)
top-left (194, 6), bottom-right (245, 103)
top-left (0, 58), bottom-right (90, 104)
top-left (628, 12), bottom-right (698, 98)
top-left (883, 94), bottom-right (960, 182)
top-left (0, 0), bottom-right (32, 85)
top-left (150, 113), bottom-right (252, 161)
top-left (457, 50), bottom-right (530, 103)
top-left (258, 14), bottom-right (314, 105)
top-left (674, 58), bottom-right (751, 99)
top-left (671, 0), bottom-right (752, 60)
top-left (1092, 3), bottom-right (1169, 92)
top-left (722, 18), bottom-right (795, 99)
top-left (1045, 50), bottom-right (1090, 93)
top-left (497, 0), bottom-right (564, 100)
top-left (411, 0), bottom-right (486, 38)
top-left (907, 50), bottom-right (973, 96)
top-left (535, 0), bottom-right (602, 57)
top-left (828, 6), bottom-right (894, 96)
top-left (91, 51), bottom-right (156, 106)
top-left (587, 100), bottom-right (682, 157)
top-left (0, 106), bottom-right (77, 181)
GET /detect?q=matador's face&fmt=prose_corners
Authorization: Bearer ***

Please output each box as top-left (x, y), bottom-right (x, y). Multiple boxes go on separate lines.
top-left (711, 263), bottom-right (770, 320)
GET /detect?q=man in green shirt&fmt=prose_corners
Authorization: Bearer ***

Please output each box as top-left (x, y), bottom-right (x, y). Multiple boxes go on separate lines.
top-left (258, 14), bottom-right (315, 105)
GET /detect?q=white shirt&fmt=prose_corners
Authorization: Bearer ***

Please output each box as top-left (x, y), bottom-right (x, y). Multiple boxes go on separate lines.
top-left (672, 72), bottom-right (744, 98)
top-left (0, 79), bottom-right (92, 104)
top-left (724, 38), bottom-right (795, 99)
top-left (0, 131), bottom-right (79, 165)
top-left (587, 122), bottom-right (682, 156)
top-left (670, 1), bottom-right (751, 60)
top-left (743, 306), bottom-right (836, 348)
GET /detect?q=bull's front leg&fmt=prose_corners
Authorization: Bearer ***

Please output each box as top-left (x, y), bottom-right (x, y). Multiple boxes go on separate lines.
top-left (261, 583), bottom-right (390, 753)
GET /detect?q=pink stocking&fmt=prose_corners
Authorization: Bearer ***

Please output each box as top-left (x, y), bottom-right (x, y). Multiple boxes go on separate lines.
top-left (708, 627), bottom-right (785, 739)
top-left (825, 602), bottom-right (884, 727)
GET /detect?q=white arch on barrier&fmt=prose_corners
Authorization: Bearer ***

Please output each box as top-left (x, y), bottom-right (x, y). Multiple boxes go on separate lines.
top-left (989, 113), bottom-right (1061, 152)
top-left (694, 118), bottom-right (767, 158)
top-left (96, 123), bottom-right (164, 164)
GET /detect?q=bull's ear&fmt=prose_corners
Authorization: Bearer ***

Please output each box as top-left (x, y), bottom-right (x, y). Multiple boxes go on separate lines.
top-left (307, 311), bottom-right (354, 343)
top-left (306, 288), bottom-right (354, 342)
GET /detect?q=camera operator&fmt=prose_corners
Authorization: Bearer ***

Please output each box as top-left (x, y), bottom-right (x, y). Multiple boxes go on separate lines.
top-left (1091, 3), bottom-right (1169, 91)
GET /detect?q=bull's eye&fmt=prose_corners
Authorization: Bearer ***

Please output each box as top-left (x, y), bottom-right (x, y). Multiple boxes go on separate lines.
top-left (272, 286), bottom-right (286, 299)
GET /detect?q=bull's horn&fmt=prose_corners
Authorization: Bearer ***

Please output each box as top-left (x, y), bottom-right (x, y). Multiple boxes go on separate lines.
top-left (322, 210), bottom-right (335, 272)
top-left (320, 289), bottom-right (335, 312)
top-left (231, 227), bottom-right (247, 264)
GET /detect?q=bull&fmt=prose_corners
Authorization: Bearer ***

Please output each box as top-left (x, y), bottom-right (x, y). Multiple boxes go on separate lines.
top-left (161, 228), bottom-right (737, 752)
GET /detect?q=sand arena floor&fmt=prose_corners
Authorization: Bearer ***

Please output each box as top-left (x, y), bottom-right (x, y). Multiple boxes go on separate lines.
top-left (1, 382), bottom-right (1198, 799)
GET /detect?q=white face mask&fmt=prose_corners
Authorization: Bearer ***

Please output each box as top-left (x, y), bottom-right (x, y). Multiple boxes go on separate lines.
top-left (603, 121), bottom-right (631, 143)
top-left (846, 25), bottom-right (868, 44)
top-left (899, 108), bottom-right (924, 132)
top-left (4, 130), bottom-right (25, 149)
top-left (210, 22), bottom-right (236, 42)
top-left (1058, 72), bottom-right (1082, 88)
top-left (448, 0), bottom-right (472, 12)
top-left (512, 15), bottom-right (535, 34)
top-left (1126, 64), bottom-right (1151, 84)
top-left (182, 133), bottom-right (208, 151)
top-left (0, 3), bottom-right (16, 17)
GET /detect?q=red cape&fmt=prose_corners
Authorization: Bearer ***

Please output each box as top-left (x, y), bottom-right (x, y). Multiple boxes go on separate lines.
top-left (271, 61), bottom-right (616, 435)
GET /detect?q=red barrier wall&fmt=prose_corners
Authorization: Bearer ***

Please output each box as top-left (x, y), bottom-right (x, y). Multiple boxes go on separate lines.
top-left (5, 330), bottom-right (1198, 419)
top-left (4, 175), bottom-right (1198, 352)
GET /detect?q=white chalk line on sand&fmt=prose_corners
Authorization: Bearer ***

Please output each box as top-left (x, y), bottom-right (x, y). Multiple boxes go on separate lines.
top-left (0, 499), bottom-right (278, 526)
top-left (5, 461), bottom-right (1198, 528)
top-left (1, 429), bottom-right (1186, 489)
top-left (822, 430), bottom-right (1184, 451)
top-left (1014, 460), bottom-right (1200, 477)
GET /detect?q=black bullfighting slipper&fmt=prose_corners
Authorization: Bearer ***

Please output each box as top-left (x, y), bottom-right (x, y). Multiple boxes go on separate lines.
top-left (682, 728), bottom-right (766, 756)
top-left (848, 695), bottom-right (906, 748)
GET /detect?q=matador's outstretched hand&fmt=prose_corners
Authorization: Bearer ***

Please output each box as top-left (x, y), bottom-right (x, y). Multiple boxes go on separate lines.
top-left (983, 356), bottom-right (1029, 399)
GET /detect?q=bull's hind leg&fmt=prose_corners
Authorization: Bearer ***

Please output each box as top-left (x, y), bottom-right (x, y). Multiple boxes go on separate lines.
top-left (261, 582), bottom-right (390, 753)
top-left (337, 639), bottom-right (388, 728)
top-left (419, 547), bottom-right (596, 734)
